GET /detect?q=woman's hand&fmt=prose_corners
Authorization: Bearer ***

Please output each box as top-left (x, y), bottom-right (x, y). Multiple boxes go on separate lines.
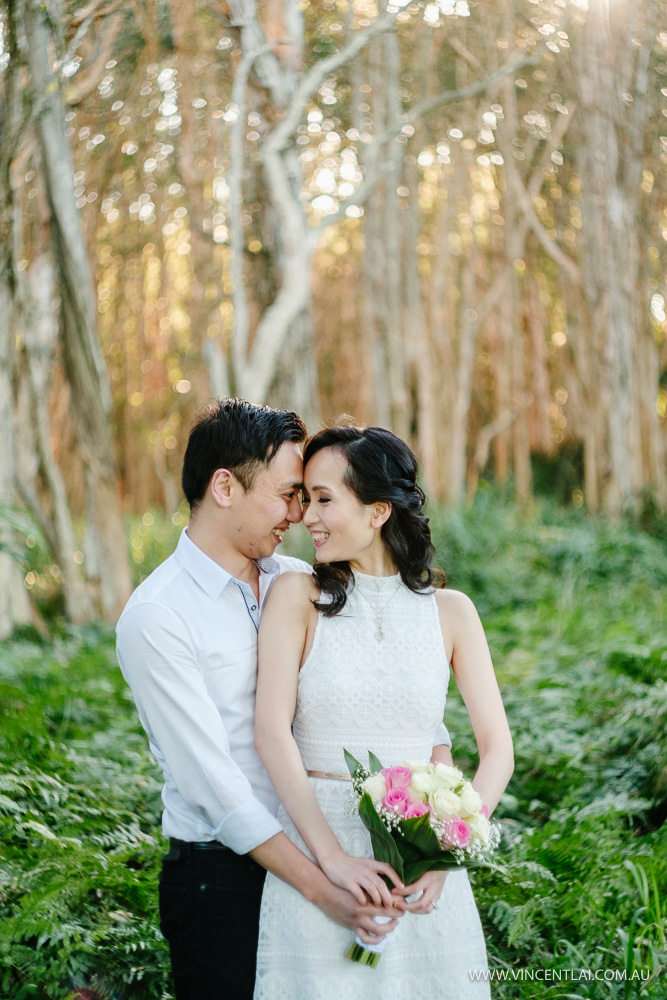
top-left (391, 870), bottom-right (448, 914)
top-left (320, 850), bottom-right (404, 907)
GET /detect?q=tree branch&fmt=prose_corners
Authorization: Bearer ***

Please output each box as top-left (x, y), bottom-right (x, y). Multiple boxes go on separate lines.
top-left (511, 161), bottom-right (581, 284)
top-left (321, 46), bottom-right (547, 230)
top-left (265, 3), bottom-right (404, 154)
top-left (380, 46), bottom-right (545, 142)
top-left (227, 0), bottom-right (290, 106)
top-left (64, 12), bottom-right (124, 105)
top-left (527, 102), bottom-right (574, 198)
top-left (60, 0), bottom-right (120, 69)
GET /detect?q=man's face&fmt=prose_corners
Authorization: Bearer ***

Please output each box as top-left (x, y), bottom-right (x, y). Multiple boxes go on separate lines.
top-left (231, 442), bottom-right (304, 560)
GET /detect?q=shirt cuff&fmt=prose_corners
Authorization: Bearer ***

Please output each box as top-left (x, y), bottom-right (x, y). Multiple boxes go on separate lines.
top-left (433, 721), bottom-right (452, 749)
top-left (212, 797), bottom-right (283, 855)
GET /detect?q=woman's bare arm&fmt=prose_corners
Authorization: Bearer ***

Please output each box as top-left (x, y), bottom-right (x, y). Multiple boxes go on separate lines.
top-left (255, 572), bottom-right (403, 907)
top-left (436, 589), bottom-right (514, 815)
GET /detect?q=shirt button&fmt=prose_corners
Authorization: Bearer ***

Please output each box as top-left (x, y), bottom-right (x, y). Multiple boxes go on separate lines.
top-left (251, 605), bottom-right (257, 611)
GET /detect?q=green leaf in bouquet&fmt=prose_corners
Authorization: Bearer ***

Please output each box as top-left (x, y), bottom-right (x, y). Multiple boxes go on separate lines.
top-left (368, 751), bottom-right (384, 773)
top-left (403, 856), bottom-right (463, 885)
top-left (403, 854), bottom-right (507, 886)
top-left (358, 793), bottom-right (404, 882)
top-left (398, 813), bottom-right (443, 857)
top-left (343, 749), bottom-right (363, 778)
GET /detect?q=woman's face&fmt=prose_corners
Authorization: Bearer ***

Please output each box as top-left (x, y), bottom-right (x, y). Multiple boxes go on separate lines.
top-left (302, 447), bottom-right (381, 564)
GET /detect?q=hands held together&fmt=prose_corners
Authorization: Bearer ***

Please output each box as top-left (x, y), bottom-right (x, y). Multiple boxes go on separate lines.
top-left (318, 850), bottom-right (446, 945)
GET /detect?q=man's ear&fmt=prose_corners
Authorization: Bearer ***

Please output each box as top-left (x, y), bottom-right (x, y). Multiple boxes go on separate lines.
top-left (370, 501), bottom-right (392, 529)
top-left (209, 468), bottom-right (237, 508)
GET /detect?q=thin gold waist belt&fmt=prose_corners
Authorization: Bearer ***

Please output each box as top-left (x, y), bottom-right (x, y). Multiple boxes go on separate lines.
top-left (306, 770), bottom-right (352, 781)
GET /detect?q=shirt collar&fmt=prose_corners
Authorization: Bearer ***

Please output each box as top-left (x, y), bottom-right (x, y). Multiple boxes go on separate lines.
top-left (175, 529), bottom-right (281, 601)
top-left (256, 555), bottom-right (280, 577)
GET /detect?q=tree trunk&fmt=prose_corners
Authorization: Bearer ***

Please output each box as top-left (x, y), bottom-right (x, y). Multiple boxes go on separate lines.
top-left (382, 34), bottom-right (409, 439)
top-left (21, 256), bottom-right (93, 622)
top-left (0, 283), bottom-right (32, 638)
top-left (0, 0), bottom-right (32, 638)
top-left (525, 281), bottom-right (552, 454)
top-left (24, 0), bottom-right (132, 619)
top-left (573, 1), bottom-right (652, 513)
top-left (363, 42), bottom-right (391, 427)
top-left (446, 188), bottom-right (478, 506)
top-left (498, 3), bottom-right (531, 502)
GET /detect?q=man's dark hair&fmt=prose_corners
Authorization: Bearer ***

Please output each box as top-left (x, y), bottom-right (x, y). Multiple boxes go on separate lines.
top-left (182, 398), bottom-right (307, 511)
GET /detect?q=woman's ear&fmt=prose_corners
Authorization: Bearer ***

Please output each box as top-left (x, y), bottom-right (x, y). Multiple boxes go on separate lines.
top-left (370, 501), bottom-right (392, 529)
top-left (209, 468), bottom-right (236, 508)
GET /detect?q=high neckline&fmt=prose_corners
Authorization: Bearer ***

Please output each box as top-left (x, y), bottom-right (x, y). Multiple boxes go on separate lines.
top-left (351, 570), bottom-right (402, 594)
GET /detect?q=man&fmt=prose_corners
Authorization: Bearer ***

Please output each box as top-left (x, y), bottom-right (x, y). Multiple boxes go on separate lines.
top-left (116, 398), bottom-right (405, 1000)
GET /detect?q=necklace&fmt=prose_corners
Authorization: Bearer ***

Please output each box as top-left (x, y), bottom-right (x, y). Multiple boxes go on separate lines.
top-left (354, 578), bottom-right (402, 641)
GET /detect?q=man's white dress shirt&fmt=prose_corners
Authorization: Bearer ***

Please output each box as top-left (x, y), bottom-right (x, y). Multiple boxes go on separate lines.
top-left (116, 528), bottom-right (451, 856)
top-left (116, 528), bottom-right (311, 855)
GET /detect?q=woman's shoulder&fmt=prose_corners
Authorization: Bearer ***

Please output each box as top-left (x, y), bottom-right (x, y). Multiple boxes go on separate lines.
top-left (434, 587), bottom-right (480, 620)
top-left (271, 569), bottom-right (319, 604)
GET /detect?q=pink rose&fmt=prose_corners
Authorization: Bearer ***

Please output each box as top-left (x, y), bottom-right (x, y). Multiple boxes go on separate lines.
top-left (382, 788), bottom-right (411, 816)
top-left (442, 818), bottom-right (471, 849)
top-left (480, 804), bottom-right (490, 819)
top-left (381, 766), bottom-right (413, 791)
top-left (404, 802), bottom-right (431, 819)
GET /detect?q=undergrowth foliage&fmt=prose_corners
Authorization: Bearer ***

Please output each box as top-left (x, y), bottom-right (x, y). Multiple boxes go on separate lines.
top-left (0, 495), bottom-right (665, 998)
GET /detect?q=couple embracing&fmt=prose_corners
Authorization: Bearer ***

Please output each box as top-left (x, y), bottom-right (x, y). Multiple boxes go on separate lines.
top-left (116, 397), bottom-right (514, 999)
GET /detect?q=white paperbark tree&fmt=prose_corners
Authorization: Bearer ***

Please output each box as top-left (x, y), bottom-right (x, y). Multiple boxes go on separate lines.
top-left (22, 0), bottom-right (132, 619)
top-left (225, 0), bottom-right (539, 409)
top-left (0, 0), bottom-right (32, 638)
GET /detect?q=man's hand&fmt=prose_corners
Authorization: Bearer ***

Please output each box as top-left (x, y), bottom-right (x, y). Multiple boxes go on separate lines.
top-left (320, 848), bottom-right (404, 907)
top-left (313, 880), bottom-right (405, 945)
top-left (250, 831), bottom-right (405, 943)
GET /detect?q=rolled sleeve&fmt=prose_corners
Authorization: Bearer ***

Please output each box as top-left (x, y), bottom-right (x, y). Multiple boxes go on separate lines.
top-left (213, 798), bottom-right (282, 855)
top-left (116, 602), bottom-right (281, 852)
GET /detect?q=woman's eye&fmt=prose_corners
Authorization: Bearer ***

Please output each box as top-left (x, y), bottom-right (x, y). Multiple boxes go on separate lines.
top-left (318, 498), bottom-right (331, 505)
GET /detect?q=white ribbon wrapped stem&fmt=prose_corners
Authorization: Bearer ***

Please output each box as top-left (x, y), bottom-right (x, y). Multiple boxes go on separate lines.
top-left (352, 890), bottom-right (422, 954)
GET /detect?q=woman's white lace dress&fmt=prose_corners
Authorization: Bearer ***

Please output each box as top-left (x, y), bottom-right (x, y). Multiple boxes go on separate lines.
top-left (254, 572), bottom-right (491, 999)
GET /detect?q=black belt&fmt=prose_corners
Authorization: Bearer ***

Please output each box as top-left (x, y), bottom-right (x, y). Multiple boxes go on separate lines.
top-left (170, 837), bottom-right (229, 852)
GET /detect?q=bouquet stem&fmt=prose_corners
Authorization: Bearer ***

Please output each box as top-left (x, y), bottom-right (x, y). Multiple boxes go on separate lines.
top-left (345, 914), bottom-right (393, 967)
top-left (345, 942), bottom-right (382, 968)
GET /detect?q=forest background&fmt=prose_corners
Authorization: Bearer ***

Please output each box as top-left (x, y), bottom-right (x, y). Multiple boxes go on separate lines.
top-left (0, 0), bottom-right (666, 998)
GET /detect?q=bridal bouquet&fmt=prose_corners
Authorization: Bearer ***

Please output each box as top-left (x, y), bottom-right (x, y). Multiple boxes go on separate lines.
top-left (343, 750), bottom-right (501, 968)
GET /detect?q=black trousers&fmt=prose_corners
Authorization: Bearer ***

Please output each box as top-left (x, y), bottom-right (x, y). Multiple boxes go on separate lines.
top-left (159, 842), bottom-right (266, 1000)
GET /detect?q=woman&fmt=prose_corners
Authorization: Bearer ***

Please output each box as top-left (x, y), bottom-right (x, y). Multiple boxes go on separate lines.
top-left (253, 426), bottom-right (514, 999)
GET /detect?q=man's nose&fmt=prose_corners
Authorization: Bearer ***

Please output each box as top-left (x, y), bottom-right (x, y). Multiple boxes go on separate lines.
top-left (287, 495), bottom-right (303, 523)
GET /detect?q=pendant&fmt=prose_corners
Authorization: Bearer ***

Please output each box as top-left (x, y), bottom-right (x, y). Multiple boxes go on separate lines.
top-left (376, 616), bottom-right (384, 641)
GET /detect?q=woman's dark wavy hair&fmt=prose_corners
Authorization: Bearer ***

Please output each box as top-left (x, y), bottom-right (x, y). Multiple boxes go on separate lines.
top-left (303, 425), bottom-right (443, 617)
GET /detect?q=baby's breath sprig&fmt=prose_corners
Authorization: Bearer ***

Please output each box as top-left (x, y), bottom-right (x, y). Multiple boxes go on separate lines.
top-left (377, 804), bottom-right (403, 832)
top-left (351, 765), bottom-right (370, 798)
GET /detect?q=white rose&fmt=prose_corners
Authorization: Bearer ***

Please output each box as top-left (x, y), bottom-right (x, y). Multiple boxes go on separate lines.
top-left (404, 760), bottom-right (433, 774)
top-left (434, 762), bottom-right (464, 788)
top-left (429, 787), bottom-right (461, 819)
top-left (469, 813), bottom-right (491, 844)
top-left (412, 771), bottom-right (437, 795)
top-left (458, 783), bottom-right (483, 816)
top-left (361, 773), bottom-right (387, 802)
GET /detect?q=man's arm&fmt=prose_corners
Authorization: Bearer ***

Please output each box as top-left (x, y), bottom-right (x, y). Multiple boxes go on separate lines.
top-left (250, 833), bottom-right (402, 945)
top-left (116, 602), bottom-right (282, 854)
top-left (117, 601), bottom-right (402, 941)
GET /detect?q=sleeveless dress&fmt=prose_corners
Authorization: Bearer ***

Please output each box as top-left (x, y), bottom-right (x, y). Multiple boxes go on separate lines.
top-left (254, 572), bottom-right (491, 999)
